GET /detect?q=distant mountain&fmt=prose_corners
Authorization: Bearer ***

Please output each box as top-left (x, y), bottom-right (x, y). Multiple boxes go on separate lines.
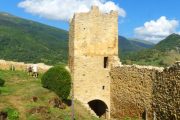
top-left (155, 33), bottom-right (180, 52)
top-left (128, 38), bottom-right (155, 48)
top-left (0, 12), bottom-right (154, 65)
top-left (119, 36), bottom-right (143, 55)
top-left (119, 36), bottom-right (156, 58)
top-left (0, 12), bottom-right (68, 65)
top-left (122, 34), bottom-right (180, 67)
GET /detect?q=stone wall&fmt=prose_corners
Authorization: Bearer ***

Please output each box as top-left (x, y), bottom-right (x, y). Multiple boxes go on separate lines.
top-left (70, 6), bottom-right (118, 57)
top-left (68, 5), bottom-right (180, 120)
top-left (153, 62), bottom-right (180, 120)
top-left (110, 65), bottom-right (163, 119)
top-left (0, 60), bottom-right (52, 72)
top-left (69, 6), bottom-right (120, 118)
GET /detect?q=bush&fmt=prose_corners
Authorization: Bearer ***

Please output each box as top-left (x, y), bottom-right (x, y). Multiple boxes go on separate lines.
top-left (41, 65), bottom-right (71, 100)
top-left (3, 107), bottom-right (19, 120)
top-left (0, 78), bottom-right (5, 87)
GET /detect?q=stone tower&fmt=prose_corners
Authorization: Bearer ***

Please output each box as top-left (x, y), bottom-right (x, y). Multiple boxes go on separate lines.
top-left (69, 6), bottom-right (120, 119)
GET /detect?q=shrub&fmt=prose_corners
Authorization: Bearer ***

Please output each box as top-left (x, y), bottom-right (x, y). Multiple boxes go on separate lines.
top-left (41, 65), bottom-right (71, 100)
top-left (0, 78), bottom-right (5, 87)
top-left (3, 107), bottom-right (19, 120)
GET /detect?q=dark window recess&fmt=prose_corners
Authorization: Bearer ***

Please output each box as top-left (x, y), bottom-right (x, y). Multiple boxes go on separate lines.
top-left (102, 86), bottom-right (105, 90)
top-left (104, 57), bottom-right (108, 68)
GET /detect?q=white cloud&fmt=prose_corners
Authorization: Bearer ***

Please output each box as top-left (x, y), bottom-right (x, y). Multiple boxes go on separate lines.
top-left (134, 16), bottom-right (179, 43)
top-left (18, 0), bottom-right (126, 21)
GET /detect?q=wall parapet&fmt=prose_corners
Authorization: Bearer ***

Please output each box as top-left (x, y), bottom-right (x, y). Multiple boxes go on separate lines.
top-left (0, 59), bottom-right (52, 72)
top-left (121, 64), bottom-right (164, 72)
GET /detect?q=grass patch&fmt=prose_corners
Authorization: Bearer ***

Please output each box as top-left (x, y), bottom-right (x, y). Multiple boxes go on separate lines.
top-left (3, 107), bottom-right (19, 120)
top-left (0, 86), bottom-right (14, 95)
top-left (0, 69), bottom-right (100, 120)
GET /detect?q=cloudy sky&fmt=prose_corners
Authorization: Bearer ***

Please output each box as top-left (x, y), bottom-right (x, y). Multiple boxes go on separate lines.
top-left (0, 0), bottom-right (180, 43)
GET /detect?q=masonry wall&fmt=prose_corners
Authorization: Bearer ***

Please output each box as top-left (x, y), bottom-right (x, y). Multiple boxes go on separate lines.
top-left (153, 63), bottom-right (180, 120)
top-left (110, 65), bottom-right (163, 119)
top-left (69, 6), bottom-right (119, 118)
top-left (0, 60), bottom-right (52, 72)
top-left (68, 5), bottom-right (180, 120)
top-left (71, 6), bottom-right (118, 57)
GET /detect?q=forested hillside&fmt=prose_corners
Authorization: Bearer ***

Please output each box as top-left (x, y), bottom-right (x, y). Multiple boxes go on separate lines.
top-left (0, 12), bottom-right (153, 65)
top-left (122, 34), bottom-right (180, 67)
top-left (0, 12), bottom-right (68, 65)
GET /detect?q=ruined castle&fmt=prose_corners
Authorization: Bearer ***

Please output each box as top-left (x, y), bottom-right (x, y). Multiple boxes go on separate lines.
top-left (69, 6), bottom-right (180, 120)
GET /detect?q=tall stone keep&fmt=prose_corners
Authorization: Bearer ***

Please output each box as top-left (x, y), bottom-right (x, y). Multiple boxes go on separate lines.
top-left (69, 6), bottom-right (120, 119)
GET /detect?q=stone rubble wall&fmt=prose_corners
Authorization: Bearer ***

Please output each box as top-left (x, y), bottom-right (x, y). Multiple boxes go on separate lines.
top-left (67, 4), bottom-right (179, 120)
top-left (110, 65), bottom-right (163, 119)
top-left (110, 63), bottom-right (180, 120)
top-left (0, 59), bottom-right (52, 72)
top-left (153, 62), bottom-right (180, 120)
top-left (69, 6), bottom-right (119, 119)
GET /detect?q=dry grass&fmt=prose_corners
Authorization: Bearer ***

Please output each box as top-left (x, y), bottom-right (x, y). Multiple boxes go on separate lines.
top-left (0, 69), bottom-right (99, 120)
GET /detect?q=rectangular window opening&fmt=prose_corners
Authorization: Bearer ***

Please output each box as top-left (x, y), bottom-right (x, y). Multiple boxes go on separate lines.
top-left (104, 57), bottom-right (108, 68)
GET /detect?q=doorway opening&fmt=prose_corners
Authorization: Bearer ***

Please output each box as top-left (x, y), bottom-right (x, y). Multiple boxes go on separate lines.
top-left (88, 99), bottom-right (108, 118)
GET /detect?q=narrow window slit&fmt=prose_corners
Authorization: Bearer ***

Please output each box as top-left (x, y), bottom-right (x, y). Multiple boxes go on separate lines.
top-left (104, 57), bottom-right (108, 68)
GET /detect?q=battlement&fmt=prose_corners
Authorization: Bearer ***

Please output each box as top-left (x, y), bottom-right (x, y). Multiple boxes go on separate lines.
top-left (70, 6), bottom-right (118, 57)
top-left (72, 6), bottom-right (118, 21)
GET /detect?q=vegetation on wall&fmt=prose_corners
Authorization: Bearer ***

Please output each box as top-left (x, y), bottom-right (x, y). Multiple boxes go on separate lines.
top-left (41, 65), bottom-right (71, 100)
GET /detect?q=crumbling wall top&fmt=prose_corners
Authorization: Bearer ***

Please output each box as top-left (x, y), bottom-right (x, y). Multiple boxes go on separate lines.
top-left (119, 64), bottom-right (164, 72)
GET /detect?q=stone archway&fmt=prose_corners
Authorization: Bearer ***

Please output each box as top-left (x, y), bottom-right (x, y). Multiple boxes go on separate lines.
top-left (88, 99), bottom-right (108, 118)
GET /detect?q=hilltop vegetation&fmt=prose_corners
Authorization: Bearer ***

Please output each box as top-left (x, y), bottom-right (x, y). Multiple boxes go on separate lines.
top-left (0, 12), bottom-right (153, 65)
top-left (122, 34), bottom-right (180, 67)
top-left (0, 12), bottom-right (68, 65)
top-left (1, 12), bottom-right (179, 67)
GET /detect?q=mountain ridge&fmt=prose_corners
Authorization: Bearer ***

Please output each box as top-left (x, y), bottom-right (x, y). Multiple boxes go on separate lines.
top-left (123, 33), bottom-right (180, 66)
top-left (0, 12), bottom-right (68, 65)
top-left (0, 12), bottom-right (155, 65)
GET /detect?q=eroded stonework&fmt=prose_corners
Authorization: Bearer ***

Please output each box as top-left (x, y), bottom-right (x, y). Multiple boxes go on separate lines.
top-left (110, 64), bottom-right (179, 120)
top-left (69, 6), bottom-right (120, 119)
top-left (153, 62), bottom-right (180, 120)
top-left (69, 6), bottom-right (180, 120)
top-left (110, 65), bottom-right (162, 119)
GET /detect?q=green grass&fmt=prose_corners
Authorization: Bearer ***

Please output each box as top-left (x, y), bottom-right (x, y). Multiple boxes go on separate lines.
top-left (0, 69), bottom-right (100, 120)
top-left (3, 107), bottom-right (19, 120)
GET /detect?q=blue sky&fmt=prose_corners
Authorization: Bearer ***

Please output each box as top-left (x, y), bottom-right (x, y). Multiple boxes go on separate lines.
top-left (0, 0), bottom-right (180, 43)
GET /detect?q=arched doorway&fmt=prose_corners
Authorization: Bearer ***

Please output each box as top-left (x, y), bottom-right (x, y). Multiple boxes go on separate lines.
top-left (88, 99), bottom-right (108, 118)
